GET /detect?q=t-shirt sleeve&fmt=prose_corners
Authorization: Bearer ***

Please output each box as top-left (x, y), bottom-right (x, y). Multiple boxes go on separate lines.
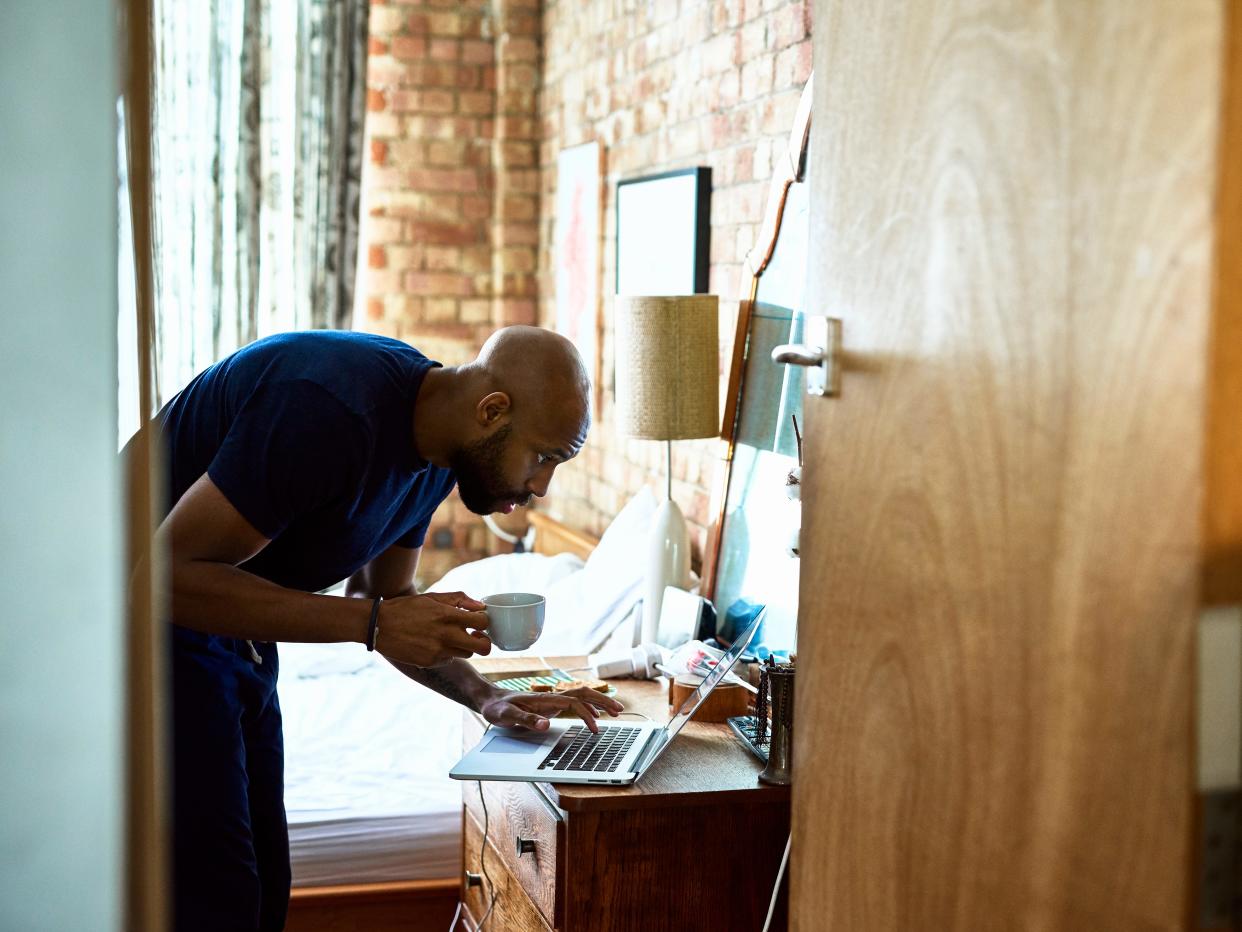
top-left (394, 468), bottom-right (457, 549)
top-left (207, 380), bottom-right (370, 539)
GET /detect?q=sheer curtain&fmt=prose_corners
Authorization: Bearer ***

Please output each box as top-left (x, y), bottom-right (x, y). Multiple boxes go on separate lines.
top-left (120, 0), bottom-right (368, 439)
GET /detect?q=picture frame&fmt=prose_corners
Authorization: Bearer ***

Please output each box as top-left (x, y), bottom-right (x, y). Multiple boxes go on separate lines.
top-left (555, 140), bottom-right (603, 414)
top-left (615, 167), bottom-right (711, 296)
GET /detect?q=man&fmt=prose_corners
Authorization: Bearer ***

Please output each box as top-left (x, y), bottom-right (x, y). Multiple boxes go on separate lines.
top-left (149, 326), bottom-right (622, 931)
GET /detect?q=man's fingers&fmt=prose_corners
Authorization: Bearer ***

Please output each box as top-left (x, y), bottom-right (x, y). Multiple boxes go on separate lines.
top-left (426, 590), bottom-right (488, 612)
top-left (566, 698), bottom-right (599, 733)
top-left (563, 687), bottom-right (623, 716)
top-left (518, 711), bottom-right (549, 731)
top-left (444, 627), bottom-right (491, 656)
top-left (441, 607), bottom-right (488, 630)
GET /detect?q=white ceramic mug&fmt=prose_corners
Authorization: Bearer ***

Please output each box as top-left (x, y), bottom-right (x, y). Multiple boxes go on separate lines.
top-left (483, 593), bottom-right (546, 651)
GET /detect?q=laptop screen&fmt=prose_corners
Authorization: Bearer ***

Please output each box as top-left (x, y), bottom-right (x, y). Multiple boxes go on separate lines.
top-left (661, 612), bottom-right (763, 743)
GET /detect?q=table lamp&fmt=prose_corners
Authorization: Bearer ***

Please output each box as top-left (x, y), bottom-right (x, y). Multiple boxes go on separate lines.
top-left (614, 294), bottom-right (719, 645)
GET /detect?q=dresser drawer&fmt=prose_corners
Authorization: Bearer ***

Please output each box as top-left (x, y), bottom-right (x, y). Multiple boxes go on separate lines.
top-left (463, 779), bottom-right (563, 926)
top-left (462, 811), bottom-right (550, 932)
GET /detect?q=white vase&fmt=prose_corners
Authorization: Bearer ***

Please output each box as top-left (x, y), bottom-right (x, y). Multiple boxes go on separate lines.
top-left (640, 497), bottom-right (691, 645)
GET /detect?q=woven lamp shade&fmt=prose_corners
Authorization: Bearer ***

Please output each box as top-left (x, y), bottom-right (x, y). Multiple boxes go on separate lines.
top-left (615, 295), bottom-right (719, 440)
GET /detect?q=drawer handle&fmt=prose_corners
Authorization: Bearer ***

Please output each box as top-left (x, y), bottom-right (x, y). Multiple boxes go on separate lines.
top-left (464, 871), bottom-right (483, 888)
top-left (515, 836), bottom-right (536, 858)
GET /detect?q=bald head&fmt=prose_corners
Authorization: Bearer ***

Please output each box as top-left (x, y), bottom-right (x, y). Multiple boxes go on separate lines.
top-left (474, 326), bottom-right (590, 413)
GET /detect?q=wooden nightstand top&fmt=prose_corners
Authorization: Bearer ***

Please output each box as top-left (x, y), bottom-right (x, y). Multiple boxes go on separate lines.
top-left (467, 655), bottom-right (790, 813)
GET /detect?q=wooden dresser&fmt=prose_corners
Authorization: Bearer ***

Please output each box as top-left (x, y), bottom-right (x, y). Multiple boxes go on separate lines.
top-left (456, 657), bottom-right (791, 931)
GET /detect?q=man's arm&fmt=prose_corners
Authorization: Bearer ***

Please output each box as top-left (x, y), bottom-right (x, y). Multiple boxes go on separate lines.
top-left (162, 473), bottom-right (490, 667)
top-left (345, 539), bottom-right (623, 732)
top-left (345, 544), bottom-right (501, 710)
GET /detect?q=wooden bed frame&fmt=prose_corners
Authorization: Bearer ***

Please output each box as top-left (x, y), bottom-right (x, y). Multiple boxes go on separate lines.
top-left (285, 510), bottom-right (598, 932)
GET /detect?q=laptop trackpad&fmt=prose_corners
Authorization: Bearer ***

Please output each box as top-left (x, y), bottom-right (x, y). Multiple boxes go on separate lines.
top-left (483, 732), bottom-right (549, 755)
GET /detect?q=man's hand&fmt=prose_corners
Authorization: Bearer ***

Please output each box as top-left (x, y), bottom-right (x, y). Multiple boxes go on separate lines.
top-left (375, 591), bottom-right (492, 667)
top-left (479, 687), bottom-right (625, 735)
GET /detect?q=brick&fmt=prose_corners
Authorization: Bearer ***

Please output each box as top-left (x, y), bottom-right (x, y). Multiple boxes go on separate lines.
top-left (460, 246), bottom-right (492, 274)
top-left (423, 297), bottom-right (460, 322)
top-left (367, 89), bottom-right (387, 112)
top-left (760, 87), bottom-right (802, 134)
top-left (405, 219), bottom-right (481, 246)
top-left (385, 245), bottom-right (425, 270)
top-left (368, 6), bottom-right (408, 36)
top-left (366, 297), bottom-right (385, 322)
top-left (459, 91), bottom-right (494, 115)
top-left (503, 37), bottom-right (539, 62)
top-left (365, 216), bottom-right (404, 244)
top-left (740, 53), bottom-right (774, 98)
top-left (368, 37), bottom-right (389, 56)
top-left (425, 36), bottom-right (456, 60)
top-left (391, 35), bottom-right (428, 60)
top-left (775, 38), bottom-right (812, 88)
top-left (504, 63), bottom-right (539, 90)
top-left (385, 139), bottom-right (426, 168)
top-left (498, 247), bottom-right (536, 275)
top-left (408, 167), bottom-right (480, 193)
top-left (428, 11), bottom-right (462, 36)
top-left (462, 39), bottom-right (493, 65)
top-left (770, 0), bottom-right (809, 49)
top-left (426, 139), bottom-right (468, 166)
top-left (740, 18), bottom-right (767, 61)
top-left (461, 195), bottom-right (492, 220)
top-left (367, 55), bottom-right (408, 88)
top-left (501, 167), bottom-right (539, 193)
top-left (421, 89), bottom-right (456, 113)
top-left (459, 299), bottom-right (492, 324)
top-left (368, 244), bottom-right (387, 269)
top-left (424, 246), bottom-right (461, 271)
top-left (404, 271), bottom-right (476, 296)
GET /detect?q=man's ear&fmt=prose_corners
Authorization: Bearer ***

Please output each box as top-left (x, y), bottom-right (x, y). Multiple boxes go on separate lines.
top-left (475, 391), bottom-right (511, 427)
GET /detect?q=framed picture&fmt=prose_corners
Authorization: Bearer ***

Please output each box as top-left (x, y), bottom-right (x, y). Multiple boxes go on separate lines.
top-left (615, 167), bottom-right (711, 296)
top-left (555, 140), bottom-right (602, 413)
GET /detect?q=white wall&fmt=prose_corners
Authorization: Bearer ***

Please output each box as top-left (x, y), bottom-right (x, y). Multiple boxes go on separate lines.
top-left (0, 3), bottom-right (125, 931)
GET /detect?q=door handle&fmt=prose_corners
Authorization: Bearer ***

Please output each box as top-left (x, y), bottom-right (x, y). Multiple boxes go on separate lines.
top-left (771, 316), bottom-right (841, 396)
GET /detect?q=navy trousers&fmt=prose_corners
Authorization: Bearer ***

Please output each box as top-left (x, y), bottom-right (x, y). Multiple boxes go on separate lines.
top-left (170, 626), bottom-right (290, 932)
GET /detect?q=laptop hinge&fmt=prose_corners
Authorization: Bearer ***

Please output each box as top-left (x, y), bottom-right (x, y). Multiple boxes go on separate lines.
top-left (632, 729), bottom-right (668, 774)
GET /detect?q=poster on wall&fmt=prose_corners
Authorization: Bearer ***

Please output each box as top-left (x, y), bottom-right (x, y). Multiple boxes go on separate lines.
top-left (555, 140), bottom-right (601, 414)
top-left (615, 167), bottom-right (711, 296)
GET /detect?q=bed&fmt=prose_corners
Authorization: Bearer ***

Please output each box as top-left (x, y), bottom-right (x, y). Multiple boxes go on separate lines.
top-left (281, 490), bottom-right (655, 932)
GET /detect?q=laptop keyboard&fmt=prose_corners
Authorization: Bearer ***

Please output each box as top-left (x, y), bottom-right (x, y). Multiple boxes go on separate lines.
top-left (537, 725), bottom-right (641, 773)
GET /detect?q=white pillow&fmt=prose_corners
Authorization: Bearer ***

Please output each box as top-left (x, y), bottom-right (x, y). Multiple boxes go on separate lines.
top-left (427, 550), bottom-right (583, 599)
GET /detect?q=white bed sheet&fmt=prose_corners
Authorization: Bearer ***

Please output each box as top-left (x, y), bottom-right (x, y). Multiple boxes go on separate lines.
top-left (279, 493), bottom-right (654, 887)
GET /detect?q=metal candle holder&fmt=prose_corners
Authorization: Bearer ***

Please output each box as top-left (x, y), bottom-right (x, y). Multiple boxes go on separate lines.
top-left (757, 660), bottom-right (795, 786)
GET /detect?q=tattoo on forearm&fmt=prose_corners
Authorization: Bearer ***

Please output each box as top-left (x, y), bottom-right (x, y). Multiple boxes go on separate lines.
top-left (404, 663), bottom-right (479, 711)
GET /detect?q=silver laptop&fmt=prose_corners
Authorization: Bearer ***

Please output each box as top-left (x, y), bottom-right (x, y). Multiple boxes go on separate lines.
top-left (450, 616), bottom-right (761, 786)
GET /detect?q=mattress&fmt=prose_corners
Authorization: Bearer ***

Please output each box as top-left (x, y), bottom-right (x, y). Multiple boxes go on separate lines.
top-left (279, 644), bottom-right (465, 887)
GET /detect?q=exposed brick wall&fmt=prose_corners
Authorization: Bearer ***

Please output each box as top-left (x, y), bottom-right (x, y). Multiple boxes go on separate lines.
top-left (357, 0), bottom-right (811, 581)
top-left (537, 0), bottom-right (812, 564)
top-left (359, 0), bottom-right (543, 585)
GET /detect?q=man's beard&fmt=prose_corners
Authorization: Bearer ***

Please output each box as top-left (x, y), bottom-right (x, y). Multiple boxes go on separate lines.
top-left (450, 424), bottom-right (530, 516)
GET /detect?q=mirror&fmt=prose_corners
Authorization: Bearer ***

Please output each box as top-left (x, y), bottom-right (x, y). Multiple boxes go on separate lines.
top-left (705, 75), bottom-right (812, 656)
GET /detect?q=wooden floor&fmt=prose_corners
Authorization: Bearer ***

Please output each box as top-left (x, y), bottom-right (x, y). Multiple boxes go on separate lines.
top-left (284, 879), bottom-right (459, 932)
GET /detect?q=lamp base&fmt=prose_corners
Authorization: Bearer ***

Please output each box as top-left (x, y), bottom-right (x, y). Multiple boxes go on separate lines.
top-left (640, 497), bottom-right (692, 645)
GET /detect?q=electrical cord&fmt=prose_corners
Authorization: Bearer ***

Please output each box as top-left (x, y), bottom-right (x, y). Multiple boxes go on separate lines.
top-left (761, 832), bottom-right (792, 932)
top-left (446, 782), bottom-right (498, 932)
top-left (616, 710), bottom-right (653, 720)
top-left (475, 781), bottom-right (497, 930)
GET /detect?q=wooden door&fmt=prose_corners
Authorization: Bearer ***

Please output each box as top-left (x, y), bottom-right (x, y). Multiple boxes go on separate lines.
top-left (792, 2), bottom-right (1233, 928)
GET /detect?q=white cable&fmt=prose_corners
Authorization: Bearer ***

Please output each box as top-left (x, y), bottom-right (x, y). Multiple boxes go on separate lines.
top-left (617, 710), bottom-right (653, 721)
top-left (482, 514), bottom-right (536, 550)
top-left (761, 832), bottom-right (791, 932)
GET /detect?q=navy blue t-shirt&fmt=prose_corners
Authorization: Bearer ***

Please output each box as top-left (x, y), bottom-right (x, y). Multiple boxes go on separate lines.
top-left (156, 331), bottom-right (457, 593)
